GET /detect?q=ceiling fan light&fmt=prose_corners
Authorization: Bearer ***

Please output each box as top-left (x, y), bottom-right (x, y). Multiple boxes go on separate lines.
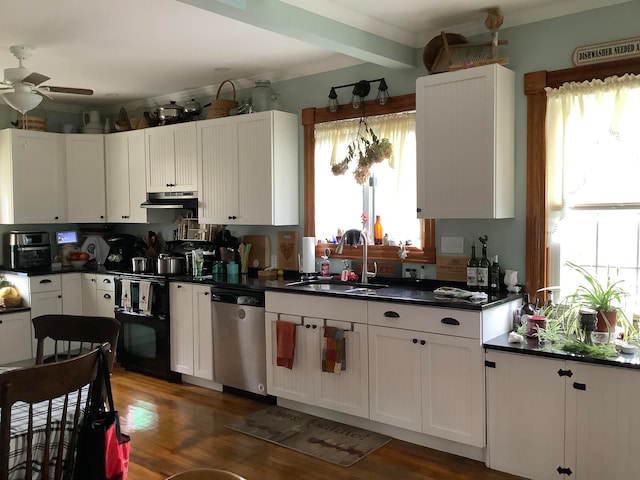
top-left (3, 90), bottom-right (42, 114)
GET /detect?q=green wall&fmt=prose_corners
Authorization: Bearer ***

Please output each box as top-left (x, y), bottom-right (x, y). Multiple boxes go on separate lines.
top-left (2, 1), bottom-right (639, 276)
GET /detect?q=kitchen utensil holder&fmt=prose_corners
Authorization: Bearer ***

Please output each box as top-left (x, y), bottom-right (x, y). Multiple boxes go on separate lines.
top-left (208, 80), bottom-right (238, 119)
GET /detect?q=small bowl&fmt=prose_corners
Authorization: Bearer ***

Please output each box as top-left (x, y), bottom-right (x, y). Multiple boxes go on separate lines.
top-left (69, 260), bottom-right (88, 269)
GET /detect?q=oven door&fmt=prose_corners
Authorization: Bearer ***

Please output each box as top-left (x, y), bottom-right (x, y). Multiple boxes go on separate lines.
top-left (115, 309), bottom-right (179, 382)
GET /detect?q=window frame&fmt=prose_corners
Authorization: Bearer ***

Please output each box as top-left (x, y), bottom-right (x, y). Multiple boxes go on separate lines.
top-left (301, 94), bottom-right (436, 263)
top-left (524, 57), bottom-right (640, 301)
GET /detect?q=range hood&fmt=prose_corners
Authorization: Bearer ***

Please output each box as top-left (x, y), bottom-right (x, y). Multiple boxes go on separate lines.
top-left (141, 192), bottom-right (198, 209)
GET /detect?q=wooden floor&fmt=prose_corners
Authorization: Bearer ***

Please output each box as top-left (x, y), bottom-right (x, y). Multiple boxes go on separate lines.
top-left (111, 366), bottom-right (524, 480)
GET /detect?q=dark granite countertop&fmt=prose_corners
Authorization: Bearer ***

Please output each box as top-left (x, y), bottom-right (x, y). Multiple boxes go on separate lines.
top-left (0, 306), bottom-right (30, 315)
top-left (1, 267), bottom-right (518, 311)
top-left (484, 332), bottom-right (640, 370)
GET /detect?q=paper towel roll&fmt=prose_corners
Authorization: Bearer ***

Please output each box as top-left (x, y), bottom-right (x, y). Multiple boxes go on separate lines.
top-left (301, 236), bottom-right (316, 273)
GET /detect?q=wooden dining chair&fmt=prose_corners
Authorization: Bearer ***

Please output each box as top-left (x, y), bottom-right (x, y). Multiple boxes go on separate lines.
top-left (32, 314), bottom-right (120, 372)
top-left (0, 345), bottom-right (104, 480)
top-left (165, 468), bottom-right (248, 480)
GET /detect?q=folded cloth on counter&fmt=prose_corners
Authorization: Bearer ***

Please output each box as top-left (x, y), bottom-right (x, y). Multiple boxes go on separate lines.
top-left (433, 286), bottom-right (488, 302)
top-left (121, 280), bottom-right (132, 311)
top-left (139, 280), bottom-right (152, 314)
top-left (276, 320), bottom-right (297, 369)
top-left (322, 326), bottom-right (346, 374)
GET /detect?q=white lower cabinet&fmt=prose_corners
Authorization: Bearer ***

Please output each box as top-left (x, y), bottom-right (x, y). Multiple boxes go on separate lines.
top-left (368, 302), bottom-right (485, 447)
top-left (62, 273), bottom-right (83, 316)
top-left (265, 292), bottom-right (369, 418)
top-left (81, 273), bottom-right (115, 317)
top-left (170, 282), bottom-right (213, 380)
top-left (0, 311), bottom-right (33, 364)
top-left (486, 350), bottom-right (640, 479)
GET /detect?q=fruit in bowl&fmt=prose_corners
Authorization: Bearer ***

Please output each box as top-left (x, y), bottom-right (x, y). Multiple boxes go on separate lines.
top-left (67, 251), bottom-right (90, 269)
top-left (69, 260), bottom-right (88, 269)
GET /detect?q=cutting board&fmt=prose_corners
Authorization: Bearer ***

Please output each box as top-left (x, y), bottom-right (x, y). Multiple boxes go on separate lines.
top-left (277, 231), bottom-right (299, 271)
top-left (241, 235), bottom-right (271, 268)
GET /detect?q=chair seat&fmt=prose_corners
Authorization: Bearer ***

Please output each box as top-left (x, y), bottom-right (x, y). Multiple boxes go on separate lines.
top-left (165, 468), bottom-right (247, 480)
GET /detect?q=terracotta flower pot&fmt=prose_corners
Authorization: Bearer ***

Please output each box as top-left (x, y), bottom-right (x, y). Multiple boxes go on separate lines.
top-left (595, 311), bottom-right (617, 332)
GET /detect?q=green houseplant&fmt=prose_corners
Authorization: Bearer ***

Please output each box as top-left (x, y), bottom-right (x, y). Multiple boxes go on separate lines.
top-left (564, 261), bottom-right (630, 334)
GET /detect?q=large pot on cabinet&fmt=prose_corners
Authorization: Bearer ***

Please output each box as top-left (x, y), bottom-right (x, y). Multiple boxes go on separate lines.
top-left (157, 254), bottom-right (185, 276)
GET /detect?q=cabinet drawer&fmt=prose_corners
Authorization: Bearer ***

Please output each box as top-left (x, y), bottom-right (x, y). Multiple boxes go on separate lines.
top-left (96, 274), bottom-right (115, 292)
top-left (266, 292), bottom-right (367, 324)
top-left (29, 275), bottom-right (62, 293)
top-left (367, 301), bottom-right (481, 339)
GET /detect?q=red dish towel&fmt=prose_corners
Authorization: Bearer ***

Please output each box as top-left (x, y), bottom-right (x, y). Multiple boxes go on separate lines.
top-left (276, 320), bottom-right (297, 369)
top-left (322, 326), bottom-right (346, 374)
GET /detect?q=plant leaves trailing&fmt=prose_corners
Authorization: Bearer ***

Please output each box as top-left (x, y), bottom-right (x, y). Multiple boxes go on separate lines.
top-left (331, 118), bottom-right (393, 185)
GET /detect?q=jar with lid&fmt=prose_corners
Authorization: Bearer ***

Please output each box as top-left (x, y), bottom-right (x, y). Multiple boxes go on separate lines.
top-left (252, 80), bottom-right (274, 112)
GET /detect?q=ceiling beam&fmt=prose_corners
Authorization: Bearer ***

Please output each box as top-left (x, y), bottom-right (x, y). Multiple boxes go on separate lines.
top-left (178, 0), bottom-right (416, 69)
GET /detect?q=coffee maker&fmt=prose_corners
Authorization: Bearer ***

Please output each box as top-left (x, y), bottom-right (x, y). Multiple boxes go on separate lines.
top-left (104, 234), bottom-right (147, 271)
top-left (3, 231), bottom-right (52, 271)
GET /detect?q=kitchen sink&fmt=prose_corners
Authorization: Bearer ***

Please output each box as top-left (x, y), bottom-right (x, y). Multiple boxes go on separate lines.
top-left (285, 279), bottom-right (388, 293)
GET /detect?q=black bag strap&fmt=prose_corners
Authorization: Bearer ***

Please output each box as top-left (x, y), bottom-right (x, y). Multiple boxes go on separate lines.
top-left (98, 345), bottom-right (116, 413)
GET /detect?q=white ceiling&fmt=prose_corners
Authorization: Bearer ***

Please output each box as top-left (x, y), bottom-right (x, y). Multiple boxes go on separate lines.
top-left (0, 0), bottom-right (630, 112)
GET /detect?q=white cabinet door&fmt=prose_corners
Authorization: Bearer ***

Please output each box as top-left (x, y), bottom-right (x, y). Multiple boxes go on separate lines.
top-left (65, 134), bottom-right (106, 222)
top-left (421, 333), bottom-right (484, 446)
top-left (314, 319), bottom-right (369, 419)
top-left (570, 362), bottom-right (640, 480)
top-left (486, 350), bottom-right (567, 479)
top-left (170, 282), bottom-right (194, 375)
top-left (193, 284), bottom-right (213, 380)
top-left (105, 130), bottom-right (148, 223)
top-left (368, 324), bottom-right (422, 432)
top-left (81, 273), bottom-right (98, 316)
top-left (0, 129), bottom-right (66, 224)
top-left (146, 123), bottom-right (197, 192)
top-left (416, 64), bottom-right (514, 219)
top-left (0, 311), bottom-right (33, 364)
top-left (198, 118), bottom-right (237, 223)
top-left (265, 312), bottom-right (314, 403)
top-left (61, 273), bottom-right (83, 316)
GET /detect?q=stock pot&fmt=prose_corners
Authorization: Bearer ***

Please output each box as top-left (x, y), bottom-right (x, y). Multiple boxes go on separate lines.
top-left (132, 257), bottom-right (153, 273)
top-left (157, 254), bottom-right (185, 276)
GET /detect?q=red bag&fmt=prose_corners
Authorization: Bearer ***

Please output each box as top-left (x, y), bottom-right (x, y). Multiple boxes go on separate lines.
top-left (74, 348), bottom-right (131, 480)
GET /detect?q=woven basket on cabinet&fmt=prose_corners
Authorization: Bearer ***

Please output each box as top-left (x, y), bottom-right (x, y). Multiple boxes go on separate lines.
top-left (207, 80), bottom-right (238, 119)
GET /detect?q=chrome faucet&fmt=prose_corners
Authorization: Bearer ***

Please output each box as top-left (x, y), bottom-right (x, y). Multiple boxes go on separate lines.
top-left (335, 229), bottom-right (377, 284)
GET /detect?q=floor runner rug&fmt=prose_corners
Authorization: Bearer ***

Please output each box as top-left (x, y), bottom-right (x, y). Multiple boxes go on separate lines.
top-left (226, 405), bottom-right (391, 467)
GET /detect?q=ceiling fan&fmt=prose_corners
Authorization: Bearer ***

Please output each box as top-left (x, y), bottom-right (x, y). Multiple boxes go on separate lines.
top-left (0, 45), bottom-right (93, 114)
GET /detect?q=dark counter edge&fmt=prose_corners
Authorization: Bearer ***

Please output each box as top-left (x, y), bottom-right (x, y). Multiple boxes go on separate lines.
top-left (484, 332), bottom-right (640, 371)
top-left (1, 267), bottom-right (519, 311)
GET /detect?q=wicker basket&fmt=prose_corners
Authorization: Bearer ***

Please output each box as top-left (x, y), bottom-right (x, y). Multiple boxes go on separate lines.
top-left (0, 295), bottom-right (22, 308)
top-left (17, 115), bottom-right (47, 131)
top-left (207, 80), bottom-right (238, 119)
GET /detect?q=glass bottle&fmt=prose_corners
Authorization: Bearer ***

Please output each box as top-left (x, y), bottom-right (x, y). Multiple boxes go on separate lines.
top-left (373, 216), bottom-right (383, 245)
top-left (477, 236), bottom-right (490, 292)
top-left (252, 80), bottom-right (274, 112)
top-left (466, 242), bottom-right (478, 290)
top-left (490, 254), bottom-right (501, 294)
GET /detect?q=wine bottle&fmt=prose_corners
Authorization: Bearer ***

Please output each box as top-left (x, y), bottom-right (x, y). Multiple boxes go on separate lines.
top-left (466, 242), bottom-right (478, 290)
top-left (477, 236), bottom-right (490, 292)
top-left (490, 254), bottom-right (501, 294)
top-left (374, 215), bottom-right (383, 245)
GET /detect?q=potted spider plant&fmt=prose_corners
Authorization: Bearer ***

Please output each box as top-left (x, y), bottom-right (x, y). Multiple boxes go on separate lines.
top-left (564, 261), bottom-right (630, 334)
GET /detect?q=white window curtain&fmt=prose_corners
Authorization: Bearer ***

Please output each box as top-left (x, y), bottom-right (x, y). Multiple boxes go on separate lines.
top-left (314, 112), bottom-right (418, 244)
top-left (545, 74), bottom-right (640, 240)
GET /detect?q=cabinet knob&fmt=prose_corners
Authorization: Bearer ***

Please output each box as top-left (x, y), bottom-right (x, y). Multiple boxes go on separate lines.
top-left (177, 285), bottom-right (182, 288)
top-left (305, 324), bottom-right (311, 329)
top-left (0, 320), bottom-right (3, 325)
top-left (58, 295), bottom-right (62, 299)
top-left (420, 340), bottom-right (426, 345)
top-left (54, 216), bottom-right (59, 220)
top-left (416, 207), bottom-right (422, 213)
top-left (312, 324), bottom-right (317, 329)
top-left (104, 294), bottom-right (111, 299)
top-left (412, 338), bottom-right (418, 344)
top-left (204, 292), bottom-right (209, 296)
top-left (100, 215), bottom-right (104, 219)
top-left (103, 279), bottom-right (111, 284)
top-left (228, 215), bottom-right (237, 220)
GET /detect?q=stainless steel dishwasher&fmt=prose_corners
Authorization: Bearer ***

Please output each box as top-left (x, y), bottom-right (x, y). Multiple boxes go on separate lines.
top-left (211, 286), bottom-right (267, 396)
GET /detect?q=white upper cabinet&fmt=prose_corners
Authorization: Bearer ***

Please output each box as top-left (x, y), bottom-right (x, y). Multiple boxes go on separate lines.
top-left (416, 64), bottom-right (515, 219)
top-left (105, 130), bottom-right (149, 223)
top-left (65, 134), bottom-right (106, 223)
top-left (0, 129), bottom-right (67, 224)
top-left (197, 111), bottom-right (299, 225)
top-left (146, 122), bottom-right (198, 192)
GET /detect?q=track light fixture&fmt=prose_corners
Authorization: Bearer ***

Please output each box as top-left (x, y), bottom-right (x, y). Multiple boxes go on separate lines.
top-left (326, 78), bottom-right (390, 112)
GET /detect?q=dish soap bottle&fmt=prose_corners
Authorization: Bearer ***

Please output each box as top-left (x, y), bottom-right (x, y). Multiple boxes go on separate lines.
top-left (374, 216), bottom-right (383, 245)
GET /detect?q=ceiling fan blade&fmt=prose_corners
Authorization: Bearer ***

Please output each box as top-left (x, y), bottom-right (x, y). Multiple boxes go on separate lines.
top-left (0, 84), bottom-right (13, 90)
top-left (22, 71), bottom-right (50, 86)
top-left (46, 86), bottom-right (93, 95)
top-left (35, 88), bottom-right (54, 100)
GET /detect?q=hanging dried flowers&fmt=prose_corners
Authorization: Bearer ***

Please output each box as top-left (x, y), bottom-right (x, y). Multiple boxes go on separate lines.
top-left (331, 118), bottom-right (393, 185)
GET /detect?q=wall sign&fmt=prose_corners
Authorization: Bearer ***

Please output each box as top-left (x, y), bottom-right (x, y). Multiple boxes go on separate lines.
top-left (573, 36), bottom-right (640, 66)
